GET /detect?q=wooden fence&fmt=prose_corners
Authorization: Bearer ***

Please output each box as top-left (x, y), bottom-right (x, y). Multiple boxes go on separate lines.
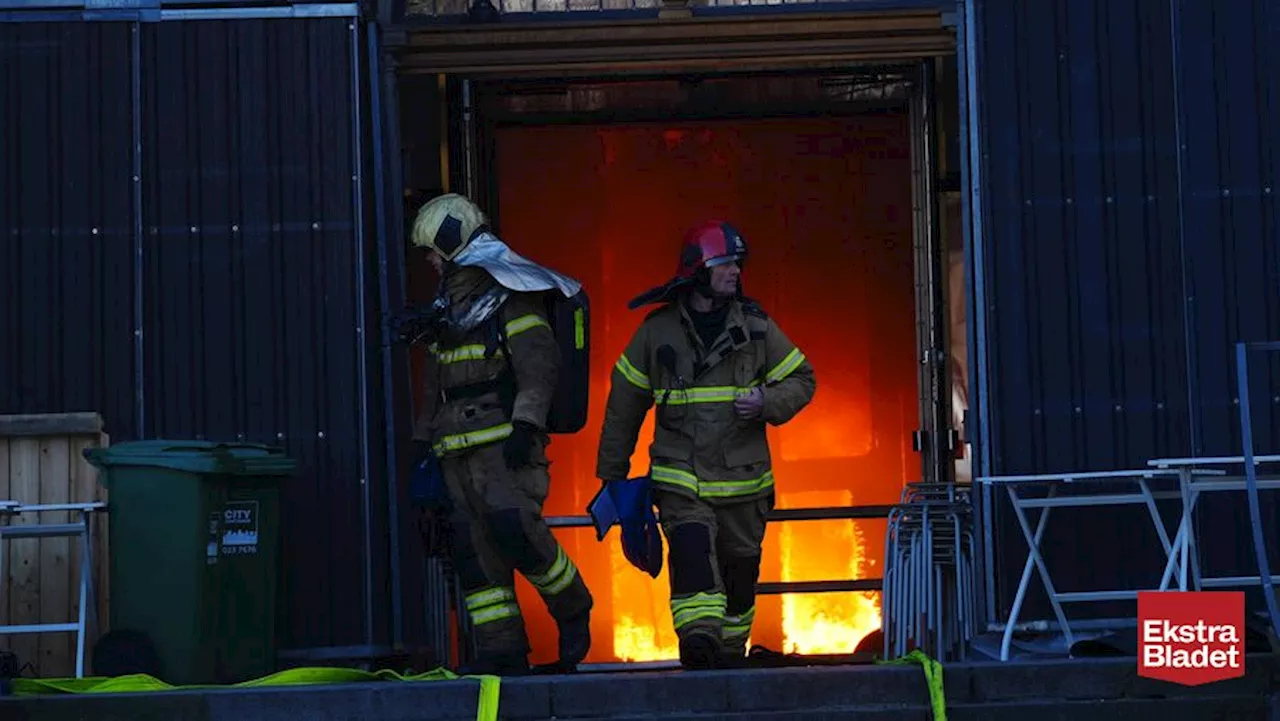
top-left (0, 412), bottom-right (111, 678)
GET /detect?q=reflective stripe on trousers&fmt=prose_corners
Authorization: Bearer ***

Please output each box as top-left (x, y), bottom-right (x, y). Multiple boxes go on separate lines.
top-left (670, 591), bottom-right (726, 631)
top-left (526, 545), bottom-right (580, 596)
top-left (723, 606), bottom-right (755, 644)
top-left (465, 586), bottom-right (521, 626)
top-left (650, 465), bottom-right (775, 499)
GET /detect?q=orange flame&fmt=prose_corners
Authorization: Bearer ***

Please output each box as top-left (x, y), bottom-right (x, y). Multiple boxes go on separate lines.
top-left (486, 113), bottom-right (915, 666)
top-left (610, 539), bottom-right (678, 662)
top-left (607, 486), bottom-right (882, 661)
top-left (778, 490), bottom-right (881, 655)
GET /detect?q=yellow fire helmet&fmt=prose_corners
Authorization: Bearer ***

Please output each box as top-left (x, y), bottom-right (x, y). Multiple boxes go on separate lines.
top-left (411, 193), bottom-right (489, 262)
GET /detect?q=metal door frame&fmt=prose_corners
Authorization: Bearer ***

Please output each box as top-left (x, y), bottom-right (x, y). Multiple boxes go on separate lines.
top-left (908, 57), bottom-right (956, 490)
top-left (420, 59), bottom-right (962, 667)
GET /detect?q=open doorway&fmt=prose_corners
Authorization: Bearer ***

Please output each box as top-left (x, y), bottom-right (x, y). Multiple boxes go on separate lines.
top-left (401, 65), bottom-right (965, 666)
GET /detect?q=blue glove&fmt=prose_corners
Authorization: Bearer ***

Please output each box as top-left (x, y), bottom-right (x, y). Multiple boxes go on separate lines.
top-left (409, 448), bottom-right (450, 514)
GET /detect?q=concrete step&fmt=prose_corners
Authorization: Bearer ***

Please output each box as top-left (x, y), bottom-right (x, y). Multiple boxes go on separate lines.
top-left (2, 653), bottom-right (1277, 721)
top-left (947, 696), bottom-right (1273, 721)
top-left (577, 695), bottom-right (1270, 721)
top-left (583, 706), bottom-right (932, 721)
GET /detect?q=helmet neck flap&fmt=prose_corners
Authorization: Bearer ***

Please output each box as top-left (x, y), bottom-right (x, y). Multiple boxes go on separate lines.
top-left (628, 220), bottom-right (748, 310)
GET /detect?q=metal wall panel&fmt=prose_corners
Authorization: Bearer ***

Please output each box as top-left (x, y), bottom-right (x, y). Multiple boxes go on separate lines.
top-left (972, 0), bottom-right (1280, 621)
top-left (1173, 0), bottom-right (1280, 581)
top-left (137, 17), bottom-right (385, 652)
top-left (0, 22), bottom-right (139, 440)
top-left (2, 17), bottom-right (391, 657)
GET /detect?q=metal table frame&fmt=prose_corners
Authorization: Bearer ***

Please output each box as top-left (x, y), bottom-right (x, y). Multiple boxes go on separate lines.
top-left (974, 469), bottom-right (1220, 661)
top-left (1146, 455), bottom-right (1280, 592)
top-left (0, 501), bottom-right (105, 678)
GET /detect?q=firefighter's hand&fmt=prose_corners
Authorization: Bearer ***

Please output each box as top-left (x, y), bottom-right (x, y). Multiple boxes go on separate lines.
top-left (734, 387), bottom-right (765, 420)
top-left (413, 439), bottom-right (432, 460)
top-left (503, 420), bottom-right (536, 470)
top-left (418, 508), bottom-right (453, 558)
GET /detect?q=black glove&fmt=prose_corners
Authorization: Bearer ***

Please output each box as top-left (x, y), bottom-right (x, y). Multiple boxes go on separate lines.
top-left (413, 439), bottom-right (432, 460)
top-left (503, 420), bottom-right (537, 470)
top-left (418, 507), bottom-right (453, 559)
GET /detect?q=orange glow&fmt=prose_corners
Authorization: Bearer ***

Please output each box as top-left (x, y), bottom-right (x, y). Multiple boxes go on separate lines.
top-left (607, 525), bottom-right (679, 661)
top-left (778, 491), bottom-right (881, 654)
top-left (482, 114), bottom-right (916, 665)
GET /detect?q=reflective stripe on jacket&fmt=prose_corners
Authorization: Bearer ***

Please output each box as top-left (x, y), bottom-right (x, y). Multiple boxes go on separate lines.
top-left (412, 267), bottom-right (559, 456)
top-left (596, 297), bottom-right (815, 505)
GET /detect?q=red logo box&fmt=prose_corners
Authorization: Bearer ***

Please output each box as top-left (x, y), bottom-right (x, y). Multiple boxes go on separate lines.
top-left (1137, 591), bottom-right (1245, 686)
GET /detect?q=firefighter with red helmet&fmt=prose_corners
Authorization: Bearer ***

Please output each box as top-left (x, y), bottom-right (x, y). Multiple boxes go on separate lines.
top-left (595, 220), bottom-right (816, 669)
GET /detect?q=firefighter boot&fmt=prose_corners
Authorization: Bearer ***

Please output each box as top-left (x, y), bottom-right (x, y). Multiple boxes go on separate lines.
top-left (558, 607), bottom-right (591, 669)
top-left (678, 632), bottom-right (720, 671)
top-left (530, 608), bottom-right (591, 675)
top-left (716, 647), bottom-right (749, 669)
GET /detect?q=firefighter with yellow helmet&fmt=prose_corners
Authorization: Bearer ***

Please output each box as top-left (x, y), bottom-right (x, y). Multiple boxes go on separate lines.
top-left (409, 193), bottom-right (593, 675)
top-left (596, 220), bottom-right (816, 670)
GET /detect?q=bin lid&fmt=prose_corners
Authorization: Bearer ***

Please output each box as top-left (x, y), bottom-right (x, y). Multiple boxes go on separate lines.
top-left (83, 439), bottom-right (296, 479)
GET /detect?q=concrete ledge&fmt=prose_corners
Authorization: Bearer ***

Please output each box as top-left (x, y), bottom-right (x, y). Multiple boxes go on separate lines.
top-left (0, 680), bottom-right (513, 721)
top-left (544, 669), bottom-right (732, 717)
top-left (607, 707), bottom-right (933, 721)
top-left (946, 696), bottom-right (1274, 721)
top-left (0, 691), bottom-right (208, 721)
top-left (960, 653), bottom-right (1279, 702)
top-left (724, 664), bottom-right (925, 712)
top-left (575, 696), bottom-right (1277, 721)
top-left (2, 653), bottom-right (1277, 721)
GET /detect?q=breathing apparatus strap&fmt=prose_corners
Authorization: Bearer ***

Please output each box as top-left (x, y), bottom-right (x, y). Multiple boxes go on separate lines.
top-left (484, 313), bottom-right (518, 417)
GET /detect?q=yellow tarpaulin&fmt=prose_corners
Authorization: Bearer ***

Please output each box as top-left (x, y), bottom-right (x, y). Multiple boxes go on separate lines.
top-left (12, 666), bottom-right (501, 721)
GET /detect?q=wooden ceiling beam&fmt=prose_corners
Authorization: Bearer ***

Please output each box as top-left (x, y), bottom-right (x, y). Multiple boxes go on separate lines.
top-left (392, 9), bottom-right (955, 77)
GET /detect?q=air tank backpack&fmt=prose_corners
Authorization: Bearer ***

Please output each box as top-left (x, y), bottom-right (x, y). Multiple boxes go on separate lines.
top-left (540, 288), bottom-right (591, 434)
top-left (482, 288), bottom-right (592, 434)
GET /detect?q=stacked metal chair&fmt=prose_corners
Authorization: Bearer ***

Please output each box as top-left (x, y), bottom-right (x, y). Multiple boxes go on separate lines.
top-left (882, 482), bottom-right (978, 662)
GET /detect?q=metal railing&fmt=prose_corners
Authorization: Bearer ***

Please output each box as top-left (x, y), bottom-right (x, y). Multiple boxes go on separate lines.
top-left (545, 504), bottom-right (890, 598)
top-left (431, 490), bottom-right (977, 669)
top-left (432, 503), bottom-right (895, 669)
top-left (547, 501), bottom-right (895, 672)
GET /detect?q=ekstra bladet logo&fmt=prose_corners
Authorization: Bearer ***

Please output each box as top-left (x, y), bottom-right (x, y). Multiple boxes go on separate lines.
top-left (1137, 591), bottom-right (1245, 686)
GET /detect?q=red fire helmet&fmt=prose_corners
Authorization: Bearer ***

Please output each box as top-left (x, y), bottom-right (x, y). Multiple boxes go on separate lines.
top-left (628, 220), bottom-right (749, 309)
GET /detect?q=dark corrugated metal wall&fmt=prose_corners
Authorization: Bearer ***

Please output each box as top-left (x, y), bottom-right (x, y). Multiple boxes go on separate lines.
top-left (1174, 0), bottom-right (1280, 591)
top-left (1, 18), bottom-right (392, 653)
top-left (0, 22), bottom-right (139, 441)
top-left (137, 18), bottom-right (387, 653)
top-left (973, 0), bottom-right (1280, 620)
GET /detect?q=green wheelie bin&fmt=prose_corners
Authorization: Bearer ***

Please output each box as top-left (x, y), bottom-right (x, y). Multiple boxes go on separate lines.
top-left (84, 440), bottom-right (295, 685)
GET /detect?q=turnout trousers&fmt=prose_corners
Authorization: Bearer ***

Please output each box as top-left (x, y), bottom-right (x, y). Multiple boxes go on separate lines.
top-left (442, 439), bottom-right (593, 660)
top-left (656, 490), bottom-right (773, 660)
